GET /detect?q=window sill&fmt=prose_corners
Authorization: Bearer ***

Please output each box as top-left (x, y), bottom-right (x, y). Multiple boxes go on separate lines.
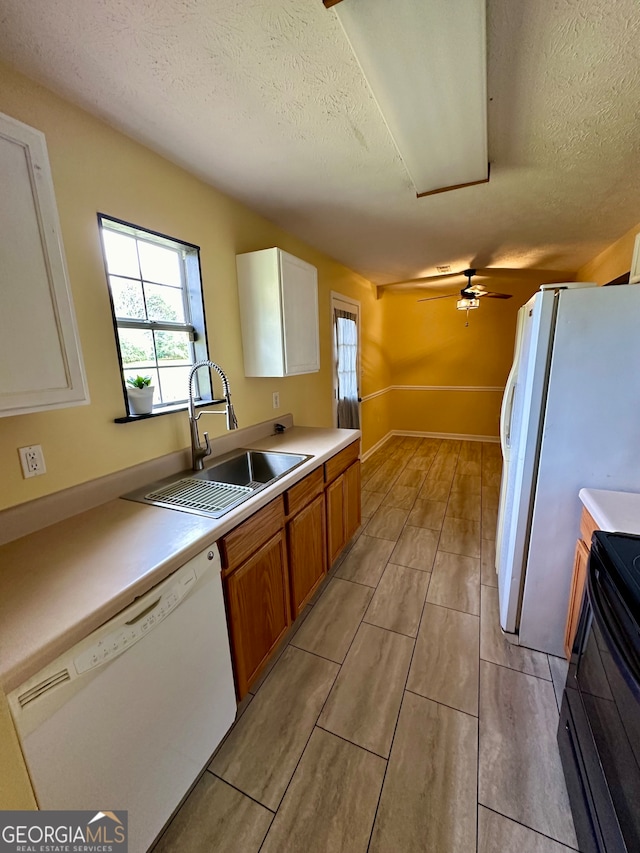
top-left (114, 398), bottom-right (226, 424)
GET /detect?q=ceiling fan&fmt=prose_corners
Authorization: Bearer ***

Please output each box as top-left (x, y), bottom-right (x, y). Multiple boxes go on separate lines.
top-left (418, 269), bottom-right (512, 325)
top-left (378, 265), bottom-right (572, 295)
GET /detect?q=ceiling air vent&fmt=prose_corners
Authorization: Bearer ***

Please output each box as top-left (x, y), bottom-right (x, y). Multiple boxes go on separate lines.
top-left (436, 265), bottom-right (451, 273)
top-left (17, 669), bottom-right (71, 708)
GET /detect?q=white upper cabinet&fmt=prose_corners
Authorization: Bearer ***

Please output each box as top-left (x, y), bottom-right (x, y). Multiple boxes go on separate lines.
top-left (236, 248), bottom-right (320, 377)
top-left (0, 112), bottom-right (88, 417)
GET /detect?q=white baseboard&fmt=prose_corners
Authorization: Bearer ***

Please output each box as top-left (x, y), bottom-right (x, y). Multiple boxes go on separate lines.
top-left (392, 430), bottom-right (500, 443)
top-left (362, 429), bottom-right (499, 460)
top-left (361, 433), bottom-right (394, 461)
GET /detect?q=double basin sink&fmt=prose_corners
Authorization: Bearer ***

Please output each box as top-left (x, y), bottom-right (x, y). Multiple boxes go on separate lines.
top-left (123, 449), bottom-right (311, 518)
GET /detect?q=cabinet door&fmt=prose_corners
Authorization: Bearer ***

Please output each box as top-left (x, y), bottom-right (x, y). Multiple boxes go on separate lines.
top-left (344, 460), bottom-right (361, 542)
top-left (0, 112), bottom-right (88, 417)
top-left (236, 247), bottom-right (319, 378)
top-left (225, 531), bottom-right (290, 699)
top-left (288, 494), bottom-right (327, 617)
top-left (564, 538), bottom-right (590, 659)
top-left (280, 251), bottom-right (320, 375)
top-left (326, 475), bottom-right (346, 566)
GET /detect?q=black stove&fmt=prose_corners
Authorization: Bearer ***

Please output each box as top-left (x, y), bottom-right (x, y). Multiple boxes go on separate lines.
top-left (558, 531), bottom-right (640, 853)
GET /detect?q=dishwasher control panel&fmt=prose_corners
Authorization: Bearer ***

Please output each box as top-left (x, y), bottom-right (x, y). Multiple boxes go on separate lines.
top-left (74, 567), bottom-right (197, 674)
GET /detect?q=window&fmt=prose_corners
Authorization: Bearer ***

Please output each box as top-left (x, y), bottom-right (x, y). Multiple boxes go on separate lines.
top-left (98, 215), bottom-right (211, 416)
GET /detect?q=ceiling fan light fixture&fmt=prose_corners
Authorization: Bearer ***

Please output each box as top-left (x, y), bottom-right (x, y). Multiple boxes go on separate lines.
top-left (456, 297), bottom-right (480, 311)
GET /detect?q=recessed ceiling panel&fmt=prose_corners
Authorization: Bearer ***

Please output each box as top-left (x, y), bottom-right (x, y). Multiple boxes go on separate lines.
top-left (333, 0), bottom-right (488, 195)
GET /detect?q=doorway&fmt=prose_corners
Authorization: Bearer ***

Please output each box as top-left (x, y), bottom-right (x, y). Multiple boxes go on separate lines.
top-left (331, 293), bottom-right (361, 429)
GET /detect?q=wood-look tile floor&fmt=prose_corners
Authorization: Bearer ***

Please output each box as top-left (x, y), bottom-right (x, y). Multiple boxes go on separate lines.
top-left (153, 437), bottom-right (579, 853)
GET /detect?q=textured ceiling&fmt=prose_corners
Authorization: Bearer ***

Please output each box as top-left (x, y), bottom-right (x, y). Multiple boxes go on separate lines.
top-left (0, 0), bottom-right (638, 287)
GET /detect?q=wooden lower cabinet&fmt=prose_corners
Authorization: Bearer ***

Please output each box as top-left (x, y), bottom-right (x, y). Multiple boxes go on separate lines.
top-left (287, 493), bottom-right (327, 617)
top-left (564, 538), bottom-right (590, 659)
top-left (225, 531), bottom-right (290, 699)
top-left (344, 459), bottom-right (361, 542)
top-left (326, 459), bottom-right (361, 565)
top-left (221, 442), bottom-right (361, 699)
top-left (326, 475), bottom-right (346, 565)
top-left (564, 506), bottom-right (598, 659)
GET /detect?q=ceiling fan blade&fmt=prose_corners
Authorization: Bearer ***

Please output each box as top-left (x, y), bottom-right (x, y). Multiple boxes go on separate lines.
top-left (381, 266), bottom-right (573, 290)
top-left (417, 292), bottom-right (458, 303)
top-left (482, 291), bottom-right (513, 299)
top-left (473, 268), bottom-right (570, 281)
top-left (397, 271), bottom-right (465, 286)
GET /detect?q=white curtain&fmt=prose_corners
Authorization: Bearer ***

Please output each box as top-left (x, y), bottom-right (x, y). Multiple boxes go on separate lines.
top-left (335, 308), bottom-right (360, 429)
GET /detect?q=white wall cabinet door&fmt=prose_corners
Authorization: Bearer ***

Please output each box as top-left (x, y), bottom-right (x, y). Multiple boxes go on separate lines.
top-left (280, 251), bottom-right (320, 375)
top-left (0, 112), bottom-right (88, 417)
top-left (236, 247), bottom-right (320, 377)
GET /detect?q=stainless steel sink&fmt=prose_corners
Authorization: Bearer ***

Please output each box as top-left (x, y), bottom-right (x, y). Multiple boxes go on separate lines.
top-left (123, 449), bottom-right (311, 518)
top-left (196, 449), bottom-right (309, 488)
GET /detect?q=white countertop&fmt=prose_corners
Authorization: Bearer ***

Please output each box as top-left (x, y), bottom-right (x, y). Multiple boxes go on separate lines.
top-left (0, 425), bottom-right (359, 693)
top-left (579, 488), bottom-right (640, 535)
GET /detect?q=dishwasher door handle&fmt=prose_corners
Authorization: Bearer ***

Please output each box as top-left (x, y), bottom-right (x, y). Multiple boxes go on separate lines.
top-left (126, 597), bottom-right (162, 625)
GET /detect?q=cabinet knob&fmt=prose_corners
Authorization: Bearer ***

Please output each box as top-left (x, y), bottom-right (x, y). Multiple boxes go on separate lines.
top-left (207, 551), bottom-right (216, 561)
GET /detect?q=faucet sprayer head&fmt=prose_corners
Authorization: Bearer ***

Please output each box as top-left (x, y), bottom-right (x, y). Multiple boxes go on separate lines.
top-left (227, 402), bottom-right (238, 431)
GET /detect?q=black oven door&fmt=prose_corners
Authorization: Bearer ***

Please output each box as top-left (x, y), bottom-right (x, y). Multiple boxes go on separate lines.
top-left (559, 537), bottom-right (640, 853)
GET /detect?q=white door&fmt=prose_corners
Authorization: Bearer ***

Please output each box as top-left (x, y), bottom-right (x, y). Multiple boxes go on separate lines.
top-left (331, 294), bottom-right (361, 429)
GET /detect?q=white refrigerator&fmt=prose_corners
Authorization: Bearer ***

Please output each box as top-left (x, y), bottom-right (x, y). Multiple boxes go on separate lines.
top-left (496, 282), bottom-right (640, 658)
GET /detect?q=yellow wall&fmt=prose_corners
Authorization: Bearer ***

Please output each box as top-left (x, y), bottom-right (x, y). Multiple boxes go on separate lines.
top-left (373, 284), bottom-right (539, 439)
top-left (577, 220), bottom-right (640, 284)
top-left (388, 389), bottom-right (505, 438)
top-left (383, 288), bottom-right (525, 385)
top-left (0, 63), bottom-right (385, 510)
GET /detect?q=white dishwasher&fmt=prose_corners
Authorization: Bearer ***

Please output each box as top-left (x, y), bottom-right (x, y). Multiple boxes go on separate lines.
top-left (8, 545), bottom-right (236, 853)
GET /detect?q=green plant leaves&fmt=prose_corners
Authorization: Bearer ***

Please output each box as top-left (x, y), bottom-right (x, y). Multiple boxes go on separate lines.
top-left (126, 374), bottom-right (152, 388)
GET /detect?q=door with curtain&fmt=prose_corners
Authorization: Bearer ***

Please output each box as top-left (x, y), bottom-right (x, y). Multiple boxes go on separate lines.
top-left (331, 295), bottom-right (361, 429)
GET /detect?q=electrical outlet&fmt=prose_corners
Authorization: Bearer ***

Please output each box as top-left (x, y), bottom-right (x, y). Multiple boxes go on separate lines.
top-left (272, 391), bottom-right (280, 409)
top-left (19, 445), bottom-right (46, 478)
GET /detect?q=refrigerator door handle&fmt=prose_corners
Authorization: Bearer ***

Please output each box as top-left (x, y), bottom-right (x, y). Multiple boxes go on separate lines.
top-left (500, 368), bottom-right (517, 453)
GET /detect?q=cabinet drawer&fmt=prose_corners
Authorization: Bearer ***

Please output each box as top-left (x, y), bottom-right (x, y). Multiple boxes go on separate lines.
top-left (324, 440), bottom-right (360, 485)
top-left (219, 496), bottom-right (285, 573)
top-left (579, 507), bottom-right (598, 546)
top-left (285, 467), bottom-right (324, 518)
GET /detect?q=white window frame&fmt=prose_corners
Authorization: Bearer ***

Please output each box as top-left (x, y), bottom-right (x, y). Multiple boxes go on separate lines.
top-left (98, 214), bottom-right (212, 419)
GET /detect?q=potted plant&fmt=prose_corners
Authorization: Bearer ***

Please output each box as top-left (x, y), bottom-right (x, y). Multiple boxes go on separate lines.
top-left (126, 375), bottom-right (155, 415)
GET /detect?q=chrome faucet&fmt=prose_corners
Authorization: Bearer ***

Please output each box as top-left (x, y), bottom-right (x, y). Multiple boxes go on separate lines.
top-left (188, 360), bottom-right (238, 471)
